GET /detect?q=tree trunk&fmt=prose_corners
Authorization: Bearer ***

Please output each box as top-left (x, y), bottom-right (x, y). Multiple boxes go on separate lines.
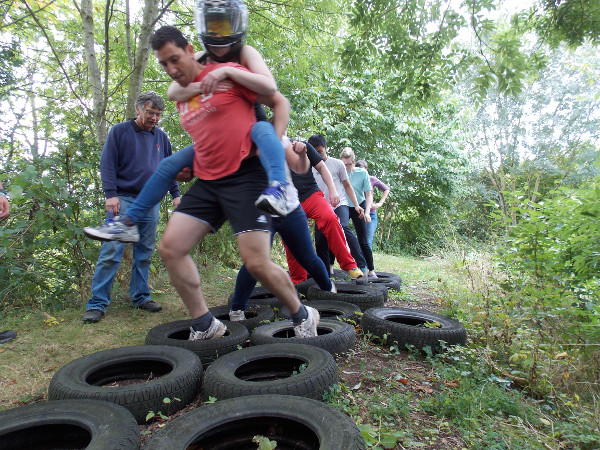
top-left (78, 0), bottom-right (108, 146)
top-left (124, 0), bottom-right (160, 119)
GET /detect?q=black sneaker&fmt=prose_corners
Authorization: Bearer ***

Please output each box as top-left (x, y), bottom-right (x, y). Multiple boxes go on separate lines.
top-left (0, 330), bottom-right (17, 344)
top-left (138, 300), bottom-right (162, 312)
top-left (82, 309), bottom-right (104, 323)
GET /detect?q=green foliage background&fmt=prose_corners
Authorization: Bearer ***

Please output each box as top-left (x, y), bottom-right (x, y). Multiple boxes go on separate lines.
top-left (0, 1), bottom-right (599, 445)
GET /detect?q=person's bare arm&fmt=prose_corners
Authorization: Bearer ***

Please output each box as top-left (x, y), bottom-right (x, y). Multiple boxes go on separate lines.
top-left (105, 197), bottom-right (120, 216)
top-left (168, 45), bottom-right (277, 101)
top-left (238, 45), bottom-right (277, 92)
top-left (364, 189), bottom-right (373, 223)
top-left (342, 179), bottom-right (364, 218)
top-left (0, 181), bottom-right (10, 219)
top-left (285, 140), bottom-right (309, 174)
top-left (374, 188), bottom-right (390, 209)
top-left (314, 161), bottom-right (340, 207)
top-left (199, 65), bottom-right (276, 96)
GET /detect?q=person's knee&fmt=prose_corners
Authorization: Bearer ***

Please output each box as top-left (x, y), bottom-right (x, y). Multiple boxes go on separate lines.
top-left (158, 238), bottom-right (179, 262)
top-left (244, 257), bottom-right (266, 277)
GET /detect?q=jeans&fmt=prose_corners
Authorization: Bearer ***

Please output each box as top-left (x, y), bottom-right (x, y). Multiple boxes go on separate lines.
top-left (230, 206), bottom-right (331, 310)
top-left (86, 196), bottom-right (160, 311)
top-left (125, 121), bottom-right (286, 224)
top-left (251, 121), bottom-right (287, 185)
top-left (349, 201), bottom-right (375, 271)
top-left (315, 205), bottom-right (366, 271)
top-left (366, 211), bottom-right (377, 249)
top-left (126, 145), bottom-right (194, 223)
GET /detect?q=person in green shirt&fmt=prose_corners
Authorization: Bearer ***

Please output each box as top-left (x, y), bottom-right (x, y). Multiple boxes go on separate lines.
top-left (340, 147), bottom-right (377, 278)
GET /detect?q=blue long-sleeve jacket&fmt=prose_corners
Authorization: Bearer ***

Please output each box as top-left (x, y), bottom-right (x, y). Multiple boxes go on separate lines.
top-left (100, 119), bottom-right (179, 199)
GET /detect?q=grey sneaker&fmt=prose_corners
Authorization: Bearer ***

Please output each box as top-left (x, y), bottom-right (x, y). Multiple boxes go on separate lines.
top-left (83, 216), bottom-right (140, 243)
top-left (189, 318), bottom-right (227, 341)
top-left (255, 181), bottom-right (288, 216)
top-left (293, 305), bottom-right (320, 338)
top-left (229, 310), bottom-right (246, 321)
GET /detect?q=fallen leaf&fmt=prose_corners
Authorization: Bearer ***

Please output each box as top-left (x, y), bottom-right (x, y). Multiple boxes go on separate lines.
top-left (444, 379), bottom-right (460, 388)
top-left (396, 377), bottom-right (410, 385)
top-left (555, 352), bottom-right (568, 360)
top-left (414, 384), bottom-right (434, 394)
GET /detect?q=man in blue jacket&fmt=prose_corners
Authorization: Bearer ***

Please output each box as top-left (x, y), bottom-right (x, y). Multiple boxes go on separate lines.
top-left (82, 91), bottom-right (180, 323)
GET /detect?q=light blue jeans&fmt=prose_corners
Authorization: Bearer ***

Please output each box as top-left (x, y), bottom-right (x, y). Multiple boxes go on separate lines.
top-left (86, 196), bottom-right (160, 311)
top-left (124, 121), bottom-right (286, 224)
top-left (366, 211), bottom-right (377, 250)
top-left (126, 146), bottom-right (194, 223)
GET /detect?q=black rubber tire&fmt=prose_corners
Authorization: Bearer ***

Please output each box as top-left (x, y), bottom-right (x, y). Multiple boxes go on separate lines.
top-left (144, 394), bottom-right (366, 450)
top-left (368, 272), bottom-right (402, 291)
top-left (361, 307), bottom-right (467, 352)
top-left (210, 304), bottom-right (275, 331)
top-left (47, 345), bottom-right (201, 424)
top-left (227, 286), bottom-right (289, 308)
top-left (331, 268), bottom-right (350, 280)
top-left (0, 399), bottom-right (140, 449)
top-left (249, 319), bottom-right (356, 356)
top-left (306, 284), bottom-right (385, 311)
top-left (203, 343), bottom-right (337, 402)
top-left (145, 320), bottom-right (249, 366)
top-left (334, 280), bottom-right (389, 303)
top-left (279, 300), bottom-right (361, 323)
top-left (294, 278), bottom-right (317, 297)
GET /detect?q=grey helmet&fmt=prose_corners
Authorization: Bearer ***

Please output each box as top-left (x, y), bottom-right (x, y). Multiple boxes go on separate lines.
top-left (195, 0), bottom-right (248, 48)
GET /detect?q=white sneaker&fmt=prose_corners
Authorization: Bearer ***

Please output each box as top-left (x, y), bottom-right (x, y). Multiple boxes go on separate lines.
top-left (229, 310), bottom-right (246, 321)
top-left (330, 281), bottom-right (337, 293)
top-left (188, 318), bottom-right (226, 341)
top-left (293, 306), bottom-right (320, 338)
top-left (255, 181), bottom-right (288, 216)
top-left (83, 216), bottom-right (140, 243)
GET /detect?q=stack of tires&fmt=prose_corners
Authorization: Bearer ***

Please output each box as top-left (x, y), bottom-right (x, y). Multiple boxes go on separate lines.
top-left (1, 344), bottom-right (203, 449)
top-left (0, 270), bottom-right (469, 449)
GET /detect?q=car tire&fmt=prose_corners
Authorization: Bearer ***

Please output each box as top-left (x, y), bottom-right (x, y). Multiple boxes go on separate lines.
top-left (0, 399), bottom-right (140, 449)
top-left (145, 320), bottom-right (249, 366)
top-left (203, 343), bottom-right (337, 401)
top-left (279, 300), bottom-right (361, 323)
top-left (227, 286), bottom-right (286, 308)
top-left (361, 307), bottom-right (467, 351)
top-left (294, 278), bottom-right (317, 297)
top-left (143, 394), bottom-right (366, 449)
top-left (210, 304), bottom-right (275, 331)
top-left (333, 280), bottom-right (389, 303)
top-left (249, 319), bottom-right (356, 356)
top-left (306, 284), bottom-right (385, 311)
top-left (368, 272), bottom-right (402, 291)
top-left (48, 345), bottom-right (201, 424)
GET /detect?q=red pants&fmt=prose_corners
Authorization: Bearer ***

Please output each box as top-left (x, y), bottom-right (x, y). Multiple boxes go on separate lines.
top-left (285, 191), bottom-right (357, 284)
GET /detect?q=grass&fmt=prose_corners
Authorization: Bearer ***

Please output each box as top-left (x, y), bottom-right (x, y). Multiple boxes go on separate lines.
top-left (1, 250), bottom-right (598, 449)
